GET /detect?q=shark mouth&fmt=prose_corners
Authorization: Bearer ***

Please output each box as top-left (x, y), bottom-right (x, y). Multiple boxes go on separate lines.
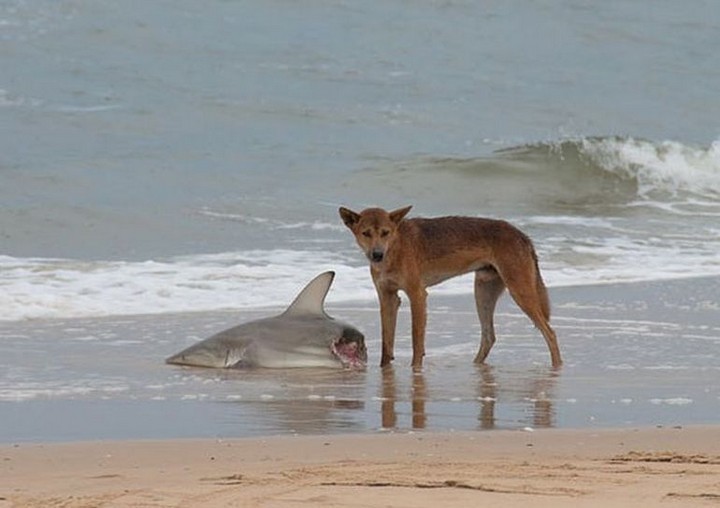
top-left (331, 341), bottom-right (367, 369)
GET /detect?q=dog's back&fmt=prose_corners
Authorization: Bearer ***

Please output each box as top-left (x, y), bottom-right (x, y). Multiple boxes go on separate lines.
top-left (400, 216), bottom-right (539, 278)
top-left (405, 215), bottom-right (531, 250)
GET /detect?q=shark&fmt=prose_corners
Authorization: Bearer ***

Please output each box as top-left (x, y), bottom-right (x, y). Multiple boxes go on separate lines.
top-left (165, 271), bottom-right (367, 369)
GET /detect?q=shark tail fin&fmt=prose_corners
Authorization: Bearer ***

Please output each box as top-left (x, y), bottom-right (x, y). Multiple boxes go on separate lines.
top-left (282, 271), bottom-right (335, 317)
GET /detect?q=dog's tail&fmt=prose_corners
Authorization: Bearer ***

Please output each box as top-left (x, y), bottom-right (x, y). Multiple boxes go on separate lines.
top-left (532, 249), bottom-right (552, 321)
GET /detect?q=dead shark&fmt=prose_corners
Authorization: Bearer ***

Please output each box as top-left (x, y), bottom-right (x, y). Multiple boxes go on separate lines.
top-left (165, 271), bottom-right (367, 369)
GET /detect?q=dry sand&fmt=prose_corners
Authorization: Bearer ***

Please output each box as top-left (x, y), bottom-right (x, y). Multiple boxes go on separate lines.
top-left (2, 426), bottom-right (719, 507)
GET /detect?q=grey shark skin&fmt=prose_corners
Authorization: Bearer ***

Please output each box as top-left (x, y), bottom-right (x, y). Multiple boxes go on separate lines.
top-left (165, 271), bottom-right (367, 369)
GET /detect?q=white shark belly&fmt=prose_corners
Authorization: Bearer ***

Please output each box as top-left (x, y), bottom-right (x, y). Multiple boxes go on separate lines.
top-left (251, 346), bottom-right (341, 369)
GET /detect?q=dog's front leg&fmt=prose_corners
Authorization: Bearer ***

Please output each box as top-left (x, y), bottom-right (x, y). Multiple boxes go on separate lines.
top-left (407, 285), bottom-right (427, 368)
top-left (377, 288), bottom-right (400, 367)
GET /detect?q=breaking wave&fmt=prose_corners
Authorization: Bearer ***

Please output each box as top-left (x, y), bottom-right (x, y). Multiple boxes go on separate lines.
top-left (500, 136), bottom-right (720, 200)
top-left (353, 136), bottom-right (720, 214)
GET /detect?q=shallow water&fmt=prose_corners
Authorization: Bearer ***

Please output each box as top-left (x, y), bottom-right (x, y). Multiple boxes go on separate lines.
top-left (1, 278), bottom-right (717, 442)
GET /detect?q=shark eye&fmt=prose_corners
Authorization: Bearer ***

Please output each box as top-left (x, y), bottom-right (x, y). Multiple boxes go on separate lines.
top-left (362, 230), bottom-right (372, 238)
top-left (380, 229), bottom-right (390, 238)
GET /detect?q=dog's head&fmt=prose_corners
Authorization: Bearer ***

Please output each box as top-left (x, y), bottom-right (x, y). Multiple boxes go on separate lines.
top-left (338, 205), bottom-right (412, 264)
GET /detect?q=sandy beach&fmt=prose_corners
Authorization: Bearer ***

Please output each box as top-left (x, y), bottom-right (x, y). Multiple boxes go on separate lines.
top-left (2, 426), bottom-right (719, 507)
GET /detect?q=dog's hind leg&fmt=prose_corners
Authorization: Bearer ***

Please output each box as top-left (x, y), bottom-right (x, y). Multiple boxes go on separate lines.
top-left (473, 268), bottom-right (506, 364)
top-left (501, 265), bottom-right (562, 367)
top-left (407, 285), bottom-right (428, 368)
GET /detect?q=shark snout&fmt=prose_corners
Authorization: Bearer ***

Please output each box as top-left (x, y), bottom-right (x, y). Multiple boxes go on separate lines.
top-left (165, 346), bottom-right (234, 369)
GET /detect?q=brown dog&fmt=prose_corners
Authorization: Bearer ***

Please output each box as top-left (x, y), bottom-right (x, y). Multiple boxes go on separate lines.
top-left (339, 206), bottom-right (562, 368)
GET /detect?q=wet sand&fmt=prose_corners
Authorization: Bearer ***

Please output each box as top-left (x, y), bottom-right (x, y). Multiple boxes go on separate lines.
top-left (2, 426), bottom-right (720, 507)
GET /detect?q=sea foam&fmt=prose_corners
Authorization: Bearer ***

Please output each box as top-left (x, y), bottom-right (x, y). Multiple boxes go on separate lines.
top-left (579, 137), bottom-right (720, 199)
top-left (0, 252), bottom-right (375, 321)
top-left (2, 230), bottom-right (720, 322)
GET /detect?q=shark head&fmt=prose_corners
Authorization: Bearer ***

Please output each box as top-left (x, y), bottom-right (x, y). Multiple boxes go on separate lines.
top-left (331, 325), bottom-right (367, 369)
top-left (165, 271), bottom-right (367, 369)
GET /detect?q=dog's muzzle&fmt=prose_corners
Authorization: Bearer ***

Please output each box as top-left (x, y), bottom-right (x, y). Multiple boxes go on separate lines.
top-left (370, 248), bottom-right (384, 263)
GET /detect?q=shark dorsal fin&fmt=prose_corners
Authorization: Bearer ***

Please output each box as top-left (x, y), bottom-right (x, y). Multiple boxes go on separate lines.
top-left (282, 271), bottom-right (335, 317)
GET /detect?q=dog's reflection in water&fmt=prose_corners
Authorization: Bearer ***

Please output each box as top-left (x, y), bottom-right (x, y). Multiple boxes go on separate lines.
top-left (379, 365), bottom-right (558, 430)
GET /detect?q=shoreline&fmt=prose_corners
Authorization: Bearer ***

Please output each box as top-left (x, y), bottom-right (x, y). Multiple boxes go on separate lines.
top-left (2, 425), bottom-right (719, 507)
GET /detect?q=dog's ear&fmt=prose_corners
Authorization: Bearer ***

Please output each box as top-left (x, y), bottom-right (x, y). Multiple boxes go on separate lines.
top-left (389, 205), bottom-right (412, 224)
top-left (339, 207), bottom-right (360, 229)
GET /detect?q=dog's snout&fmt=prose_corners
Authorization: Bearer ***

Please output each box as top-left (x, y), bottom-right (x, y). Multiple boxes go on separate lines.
top-left (370, 249), bottom-right (384, 263)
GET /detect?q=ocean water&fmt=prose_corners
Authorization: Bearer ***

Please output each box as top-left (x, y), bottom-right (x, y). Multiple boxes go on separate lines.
top-left (2, 1), bottom-right (719, 320)
top-left (1, 1), bottom-right (719, 439)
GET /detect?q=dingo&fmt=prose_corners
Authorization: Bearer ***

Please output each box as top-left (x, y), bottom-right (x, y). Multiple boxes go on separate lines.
top-left (339, 205), bottom-right (562, 368)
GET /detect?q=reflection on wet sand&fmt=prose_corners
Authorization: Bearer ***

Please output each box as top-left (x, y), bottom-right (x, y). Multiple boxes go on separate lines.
top-left (380, 365), bottom-right (559, 430)
top-left (208, 363), bottom-right (560, 436)
top-left (251, 398), bottom-right (366, 434)
top-left (217, 368), bottom-right (369, 435)
top-left (381, 367), bottom-right (428, 429)
top-left (475, 365), bottom-right (558, 429)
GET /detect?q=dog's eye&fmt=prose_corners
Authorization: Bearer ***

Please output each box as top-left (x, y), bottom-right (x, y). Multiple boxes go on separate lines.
top-left (380, 229), bottom-right (390, 238)
top-left (362, 230), bottom-right (372, 238)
